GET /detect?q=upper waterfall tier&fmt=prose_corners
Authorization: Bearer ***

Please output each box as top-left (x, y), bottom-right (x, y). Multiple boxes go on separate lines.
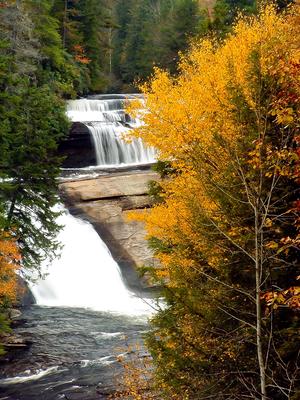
top-left (66, 94), bottom-right (144, 124)
top-left (65, 95), bottom-right (155, 168)
top-left (67, 99), bottom-right (128, 123)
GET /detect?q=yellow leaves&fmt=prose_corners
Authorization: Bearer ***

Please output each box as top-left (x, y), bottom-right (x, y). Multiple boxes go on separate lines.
top-left (265, 241), bottom-right (279, 250)
top-left (264, 218), bottom-right (273, 228)
top-left (112, 343), bottom-right (155, 400)
top-left (127, 2), bottom-right (300, 168)
top-left (127, 2), bottom-right (300, 258)
top-left (0, 232), bottom-right (21, 303)
top-left (274, 107), bottom-right (295, 125)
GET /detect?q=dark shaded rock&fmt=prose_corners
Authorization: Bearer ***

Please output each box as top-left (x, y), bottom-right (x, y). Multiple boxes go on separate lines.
top-left (15, 277), bottom-right (35, 307)
top-left (1, 333), bottom-right (29, 348)
top-left (65, 392), bottom-right (103, 400)
top-left (59, 122), bottom-right (96, 168)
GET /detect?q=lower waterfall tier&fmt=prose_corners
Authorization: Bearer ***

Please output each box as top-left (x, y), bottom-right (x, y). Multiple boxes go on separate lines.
top-left (30, 207), bottom-right (154, 316)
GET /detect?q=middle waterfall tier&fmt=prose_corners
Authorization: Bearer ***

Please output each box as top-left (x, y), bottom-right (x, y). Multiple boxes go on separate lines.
top-left (88, 122), bottom-right (156, 166)
top-left (66, 96), bottom-right (156, 168)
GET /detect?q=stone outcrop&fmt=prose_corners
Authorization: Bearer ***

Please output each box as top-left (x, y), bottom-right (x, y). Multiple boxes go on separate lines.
top-left (16, 276), bottom-right (36, 307)
top-left (59, 170), bottom-right (160, 295)
top-left (61, 171), bottom-right (158, 201)
top-left (58, 123), bottom-right (96, 168)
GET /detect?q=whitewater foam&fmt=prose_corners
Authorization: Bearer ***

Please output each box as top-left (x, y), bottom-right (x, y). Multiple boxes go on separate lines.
top-left (30, 207), bottom-right (155, 316)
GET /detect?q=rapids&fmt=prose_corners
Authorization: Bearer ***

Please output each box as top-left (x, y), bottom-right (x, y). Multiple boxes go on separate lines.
top-left (0, 209), bottom-right (154, 399)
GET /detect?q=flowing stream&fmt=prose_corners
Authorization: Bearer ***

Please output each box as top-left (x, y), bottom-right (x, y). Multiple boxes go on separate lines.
top-left (0, 94), bottom-right (156, 399)
top-left (0, 209), bottom-right (154, 400)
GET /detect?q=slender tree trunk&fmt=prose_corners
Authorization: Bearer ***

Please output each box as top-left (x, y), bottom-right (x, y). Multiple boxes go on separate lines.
top-left (255, 208), bottom-right (267, 400)
top-left (108, 27), bottom-right (112, 74)
top-left (6, 191), bottom-right (18, 229)
top-left (62, 0), bottom-right (67, 48)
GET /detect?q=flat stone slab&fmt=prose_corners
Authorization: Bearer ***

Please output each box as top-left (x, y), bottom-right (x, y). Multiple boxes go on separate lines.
top-left (60, 171), bottom-right (159, 202)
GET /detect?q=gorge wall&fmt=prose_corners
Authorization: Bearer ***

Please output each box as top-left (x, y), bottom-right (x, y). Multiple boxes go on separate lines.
top-left (59, 170), bottom-right (159, 295)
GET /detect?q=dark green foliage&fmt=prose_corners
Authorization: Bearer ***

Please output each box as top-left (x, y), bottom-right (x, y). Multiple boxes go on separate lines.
top-left (152, 160), bottom-right (176, 178)
top-left (25, 0), bottom-right (65, 68)
top-left (0, 312), bottom-right (11, 356)
top-left (148, 161), bottom-right (177, 202)
top-left (0, 1), bottom-right (69, 275)
top-left (50, 0), bottom-right (116, 93)
top-left (0, 84), bottom-right (69, 275)
top-left (77, 0), bottom-right (115, 92)
top-left (112, 0), bottom-right (205, 89)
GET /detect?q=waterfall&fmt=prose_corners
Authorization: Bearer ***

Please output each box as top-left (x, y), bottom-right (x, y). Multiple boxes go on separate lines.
top-left (66, 95), bottom-right (156, 167)
top-left (31, 207), bottom-right (153, 316)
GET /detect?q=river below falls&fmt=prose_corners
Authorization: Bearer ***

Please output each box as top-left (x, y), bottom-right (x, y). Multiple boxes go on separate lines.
top-left (0, 306), bottom-right (149, 400)
top-left (0, 206), bottom-right (155, 400)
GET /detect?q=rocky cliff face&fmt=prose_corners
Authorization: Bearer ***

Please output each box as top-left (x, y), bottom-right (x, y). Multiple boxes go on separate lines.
top-left (58, 123), bottom-right (96, 168)
top-left (59, 170), bottom-right (159, 294)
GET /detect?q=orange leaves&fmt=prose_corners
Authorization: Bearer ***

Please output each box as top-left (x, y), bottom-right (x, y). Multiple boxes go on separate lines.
top-left (113, 344), bottom-right (155, 400)
top-left (261, 287), bottom-right (300, 310)
top-left (72, 45), bottom-right (91, 65)
top-left (0, 232), bottom-right (21, 303)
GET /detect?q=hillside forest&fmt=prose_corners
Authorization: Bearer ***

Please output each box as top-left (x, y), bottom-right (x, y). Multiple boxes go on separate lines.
top-left (0, 1), bottom-right (299, 399)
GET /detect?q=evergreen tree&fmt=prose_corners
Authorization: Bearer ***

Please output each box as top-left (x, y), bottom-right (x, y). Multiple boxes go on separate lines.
top-left (77, 0), bottom-right (115, 92)
top-left (0, 1), bottom-right (69, 276)
top-left (113, 0), bottom-right (204, 89)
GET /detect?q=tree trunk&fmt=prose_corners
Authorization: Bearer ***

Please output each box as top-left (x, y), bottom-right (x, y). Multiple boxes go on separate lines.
top-left (255, 208), bottom-right (267, 400)
top-left (62, 0), bottom-right (67, 48)
top-left (6, 190), bottom-right (18, 228)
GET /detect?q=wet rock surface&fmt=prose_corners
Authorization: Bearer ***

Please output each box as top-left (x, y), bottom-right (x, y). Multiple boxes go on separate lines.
top-left (58, 122), bottom-right (96, 168)
top-left (59, 170), bottom-right (160, 294)
top-left (16, 276), bottom-right (36, 307)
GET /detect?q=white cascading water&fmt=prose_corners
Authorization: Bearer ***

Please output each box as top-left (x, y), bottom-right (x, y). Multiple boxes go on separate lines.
top-left (31, 207), bottom-right (154, 316)
top-left (66, 96), bottom-right (156, 167)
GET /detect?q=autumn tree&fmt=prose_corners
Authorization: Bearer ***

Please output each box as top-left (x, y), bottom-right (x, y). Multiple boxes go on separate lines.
top-left (0, 232), bottom-right (21, 355)
top-left (0, 233), bottom-right (21, 303)
top-left (127, 4), bottom-right (300, 399)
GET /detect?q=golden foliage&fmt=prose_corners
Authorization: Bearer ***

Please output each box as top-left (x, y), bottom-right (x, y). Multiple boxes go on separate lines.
top-left (127, 3), bottom-right (300, 285)
top-left (125, 4), bottom-right (300, 398)
top-left (0, 232), bottom-right (21, 303)
top-left (111, 343), bottom-right (156, 400)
